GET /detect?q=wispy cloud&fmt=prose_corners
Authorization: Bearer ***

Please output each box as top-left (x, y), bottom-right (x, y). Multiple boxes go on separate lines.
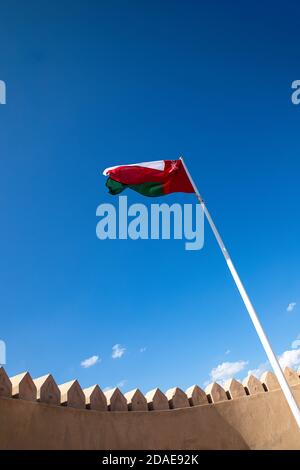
top-left (248, 335), bottom-right (300, 378)
top-left (80, 355), bottom-right (100, 369)
top-left (278, 348), bottom-right (300, 369)
top-left (287, 302), bottom-right (296, 312)
top-left (278, 335), bottom-right (300, 369)
top-left (140, 347), bottom-right (147, 353)
top-left (208, 360), bottom-right (248, 385)
top-left (112, 344), bottom-right (126, 359)
top-left (117, 379), bottom-right (127, 389)
top-left (206, 335), bottom-right (300, 385)
top-left (103, 380), bottom-right (127, 392)
top-left (225, 349), bottom-right (230, 355)
top-left (247, 361), bottom-right (269, 378)
top-left (291, 339), bottom-right (300, 349)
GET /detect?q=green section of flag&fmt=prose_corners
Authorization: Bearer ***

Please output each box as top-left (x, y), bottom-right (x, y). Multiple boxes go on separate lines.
top-left (106, 178), bottom-right (125, 194)
top-left (106, 178), bottom-right (165, 197)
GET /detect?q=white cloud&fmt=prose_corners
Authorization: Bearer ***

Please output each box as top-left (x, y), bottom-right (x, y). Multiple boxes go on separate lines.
top-left (225, 349), bottom-right (230, 355)
top-left (247, 361), bottom-right (269, 378)
top-left (208, 360), bottom-right (248, 384)
top-left (80, 355), bottom-right (100, 369)
top-left (112, 344), bottom-right (126, 359)
top-left (205, 335), bottom-right (300, 386)
top-left (287, 302), bottom-right (296, 312)
top-left (291, 339), bottom-right (300, 349)
top-left (117, 379), bottom-right (127, 389)
top-left (103, 380), bottom-right (127, 391)
top-left (247, 335), bottom-right (300, 378)
top-left (278, 349), bottom-right (300, 369)
top-left (140, 347), bottom-right (147, 353)
top-left (277, 334), bottom-right (300, 369)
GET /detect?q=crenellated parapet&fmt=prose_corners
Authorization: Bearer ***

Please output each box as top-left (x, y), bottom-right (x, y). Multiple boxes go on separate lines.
top-left (0, 365), bottom-right (299, 412)
top-left (0, 365), bottom-right (300, 450)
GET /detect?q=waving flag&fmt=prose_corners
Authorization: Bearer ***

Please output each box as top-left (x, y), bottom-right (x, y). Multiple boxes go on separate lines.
top-left (103, 159), bottom-right (194, 197)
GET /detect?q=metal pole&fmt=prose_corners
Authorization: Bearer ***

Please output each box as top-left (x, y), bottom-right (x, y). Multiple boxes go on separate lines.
top-left (180, 156), bottom-right (300, 428)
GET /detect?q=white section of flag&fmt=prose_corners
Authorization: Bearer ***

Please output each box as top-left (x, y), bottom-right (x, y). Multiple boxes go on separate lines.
top-left (103, 160), bottom-right (165, 176)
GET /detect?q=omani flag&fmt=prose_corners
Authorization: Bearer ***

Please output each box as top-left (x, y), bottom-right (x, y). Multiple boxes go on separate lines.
top-left (103, 159), bottom-right (194, 197)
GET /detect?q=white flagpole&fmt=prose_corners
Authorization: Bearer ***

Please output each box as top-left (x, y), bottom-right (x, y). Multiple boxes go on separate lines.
top-left (180, 156), bottom-right (300, 428)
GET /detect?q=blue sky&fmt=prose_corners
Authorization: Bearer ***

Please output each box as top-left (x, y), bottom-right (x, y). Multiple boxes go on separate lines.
top-left (0, 0), bottom-right (300, 394)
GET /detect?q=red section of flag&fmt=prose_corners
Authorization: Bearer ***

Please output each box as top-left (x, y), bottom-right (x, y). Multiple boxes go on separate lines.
top-left (105, 160), bottom-right (194, 194)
